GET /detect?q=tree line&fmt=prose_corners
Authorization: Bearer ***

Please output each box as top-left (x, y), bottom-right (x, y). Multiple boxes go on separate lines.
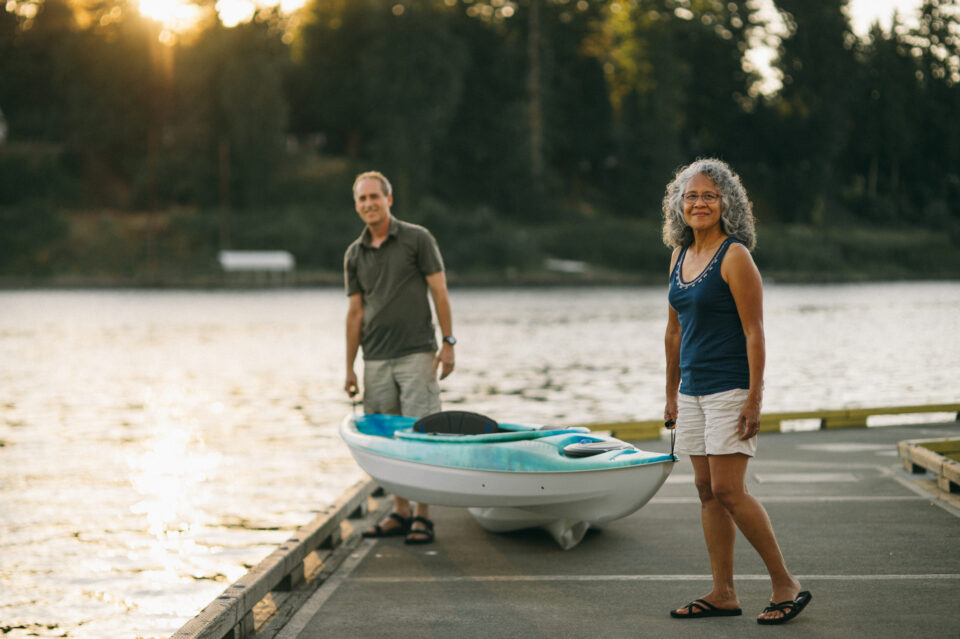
top-left (1, 0), bottom-right (959, 280)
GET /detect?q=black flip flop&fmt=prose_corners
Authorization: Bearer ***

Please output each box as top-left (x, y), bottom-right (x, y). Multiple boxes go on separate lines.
top-left (404, 516), bottom-right (435, 545)
top-left (757, 591), bottom-right (812, 625)
top-left (362, 512), bottom-right (410, 538)
top-left (670, 599), bottom-right (742, 619)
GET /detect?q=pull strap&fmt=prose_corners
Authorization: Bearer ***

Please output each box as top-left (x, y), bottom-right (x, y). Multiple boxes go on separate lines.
top-left (665, 420), bottom-right (677, 459)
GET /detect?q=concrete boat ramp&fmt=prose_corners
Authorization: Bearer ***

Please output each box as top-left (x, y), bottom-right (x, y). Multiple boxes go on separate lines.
top-left (174, 421), bottom-right (960, 639)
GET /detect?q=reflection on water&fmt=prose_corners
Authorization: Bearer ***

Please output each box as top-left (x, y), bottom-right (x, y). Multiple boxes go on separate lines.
top-left (0, 283), bottom-right (958, 638)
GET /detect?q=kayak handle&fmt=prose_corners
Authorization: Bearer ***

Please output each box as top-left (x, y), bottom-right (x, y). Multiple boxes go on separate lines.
top-left (665, 420), bottom-right (677, 459)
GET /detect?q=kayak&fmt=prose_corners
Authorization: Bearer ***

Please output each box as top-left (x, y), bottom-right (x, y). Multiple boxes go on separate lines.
top-left (340, 410), bottom-right (676, 549)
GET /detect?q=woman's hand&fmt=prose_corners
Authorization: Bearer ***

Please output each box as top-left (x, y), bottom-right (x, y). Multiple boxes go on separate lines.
top-left (664, 398), bottom-right (678, 429)
top-left (737, 394), bottom-right (762, 440)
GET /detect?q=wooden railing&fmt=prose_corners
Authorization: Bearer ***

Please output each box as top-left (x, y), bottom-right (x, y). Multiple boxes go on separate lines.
top-left (171, 477), bottom-right (384, 639)
top-left (583, 402), bottom-right (960, 441)
top-left (899, 437), bottom-right (960, 494)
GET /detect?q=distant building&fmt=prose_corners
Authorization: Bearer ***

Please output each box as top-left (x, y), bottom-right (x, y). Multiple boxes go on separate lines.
top-left (218, 250), bottom-right (296, 286)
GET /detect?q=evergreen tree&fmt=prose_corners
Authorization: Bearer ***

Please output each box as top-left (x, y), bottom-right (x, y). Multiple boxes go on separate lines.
top-left (768, 0), bottom-right (860, 224)
top-left (847, 22), bottom-right (919, 224)
top-left (909, 0), bottom-right (960, 229)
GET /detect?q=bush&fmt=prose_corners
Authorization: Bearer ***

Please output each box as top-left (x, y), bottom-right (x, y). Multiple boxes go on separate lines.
top-left (0, 202), bottom-right (68, 274)
top-left (411, 198), bottom-right (542, 275)
top-left (0, 144), bottom-right (80, 206)
top-left (541, 216), bottom-right (668, 273)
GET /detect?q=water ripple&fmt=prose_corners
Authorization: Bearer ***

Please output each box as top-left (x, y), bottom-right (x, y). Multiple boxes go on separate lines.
top-left (0, 283), bottom-right (958, 638)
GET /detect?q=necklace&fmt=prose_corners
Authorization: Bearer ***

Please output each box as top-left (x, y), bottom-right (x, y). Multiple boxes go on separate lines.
top-left (674, 238), bottom-right (731, 290)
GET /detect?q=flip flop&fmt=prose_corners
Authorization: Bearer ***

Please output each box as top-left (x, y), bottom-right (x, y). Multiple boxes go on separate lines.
top-left (362, 512), bottom-right (410, 538)
top-left (757, 591), bottom-right (813, 625)
top-left (670, 599), bottom-right (743, 619)
top-left (404, 516), bottom-right (435, 545)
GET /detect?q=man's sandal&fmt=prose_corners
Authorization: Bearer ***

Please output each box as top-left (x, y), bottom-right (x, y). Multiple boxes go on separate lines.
top-left (404, 516), bottom-right (435, 545)
top-left (362, 512), bottom-right (410, 538)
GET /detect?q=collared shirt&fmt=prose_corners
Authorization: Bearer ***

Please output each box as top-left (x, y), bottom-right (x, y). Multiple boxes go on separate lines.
top-left (344, 218), bottom-right (444, 360)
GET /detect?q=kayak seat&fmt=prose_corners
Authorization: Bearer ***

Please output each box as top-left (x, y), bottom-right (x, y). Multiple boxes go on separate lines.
top-left (563, 440), bottom-right (636, 458)
top-left (413, 411), bottom-right (505, 435)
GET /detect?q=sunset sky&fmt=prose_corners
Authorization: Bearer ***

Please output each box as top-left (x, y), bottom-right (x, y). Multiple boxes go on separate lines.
top-left (130, 0), bottom-right (927, 35)
top-left (848, 0), bottom-right (923, 34)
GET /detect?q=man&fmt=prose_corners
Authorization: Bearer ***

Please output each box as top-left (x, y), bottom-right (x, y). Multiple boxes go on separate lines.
top-left (344, 170), bottom-right (455, 545)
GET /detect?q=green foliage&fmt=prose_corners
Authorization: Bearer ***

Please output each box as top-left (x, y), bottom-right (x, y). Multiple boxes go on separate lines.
top-left (0, 0), bottom-right (958, 282)
top-left (409, 198), bottom-right (542, 273)
top-left (157, 20), bottom-right (289, 209)
top-left (0, 202), bottom-right (68, 274)
top-left (755, 223), bottom-right (960, 281)
top-left (762, 0), bottom-right (861, 224)
top-left (0, 144), bottom-right (79, 205)
top-left (540, 213), bottom-right (667, 272)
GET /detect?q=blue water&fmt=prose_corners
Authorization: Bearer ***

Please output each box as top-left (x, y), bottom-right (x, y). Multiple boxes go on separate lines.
top-left (1, 282), bottom-right (958, 637)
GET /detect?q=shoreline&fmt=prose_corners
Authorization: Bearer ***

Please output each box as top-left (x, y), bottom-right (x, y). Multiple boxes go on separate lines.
top-left (2, 271), bottom-right (958, 290)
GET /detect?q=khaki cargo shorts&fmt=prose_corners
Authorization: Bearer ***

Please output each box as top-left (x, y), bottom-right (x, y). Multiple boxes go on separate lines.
top-left (363, 351), bottom-right (441, 419)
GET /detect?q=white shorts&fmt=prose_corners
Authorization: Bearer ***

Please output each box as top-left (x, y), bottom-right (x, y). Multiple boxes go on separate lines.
top-left (675, 388), bottom-right (757, 457)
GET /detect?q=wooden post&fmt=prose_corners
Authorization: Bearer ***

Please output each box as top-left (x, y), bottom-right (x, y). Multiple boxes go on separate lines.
top-left (219, 138), bottom-right (231, 251)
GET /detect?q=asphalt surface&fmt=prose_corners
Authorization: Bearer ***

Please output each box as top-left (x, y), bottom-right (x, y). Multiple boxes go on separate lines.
top-left (275, 422), bottom-right (960, 639)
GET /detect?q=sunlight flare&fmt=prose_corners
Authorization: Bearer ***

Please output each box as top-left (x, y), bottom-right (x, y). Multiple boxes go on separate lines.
top-left (136, 0), bottom-right (309, 36)
top-left (138, 0), bottom-right (204, 32)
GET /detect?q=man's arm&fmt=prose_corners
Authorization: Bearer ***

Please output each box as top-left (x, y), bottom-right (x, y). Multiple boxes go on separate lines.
top-left (426, 270), bottom-right (455, 380)
top-left (345, 292), bottom-right (363, 396)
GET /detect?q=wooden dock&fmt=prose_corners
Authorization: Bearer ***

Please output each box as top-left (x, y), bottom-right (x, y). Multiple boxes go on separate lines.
top-left (583, 402), bottom-right (960, 440)
top-left (171, 478), bottom-right (389, 639)
top-left (170, 410), bottom-right (960, 639)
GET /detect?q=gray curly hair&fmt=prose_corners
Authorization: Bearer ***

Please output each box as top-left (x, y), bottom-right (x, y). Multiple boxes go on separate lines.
top-left (661, 158), bottom-right (756, 250)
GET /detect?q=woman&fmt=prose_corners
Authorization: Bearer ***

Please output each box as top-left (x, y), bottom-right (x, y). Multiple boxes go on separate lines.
top-left (662, 158), bottom-right (811, 625)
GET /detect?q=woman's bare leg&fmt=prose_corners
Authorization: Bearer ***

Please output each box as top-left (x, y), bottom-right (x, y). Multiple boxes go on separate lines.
top-left (673, 455), bottom-right (741, 614)
top-left (707, 453), bottom-right (802, 620)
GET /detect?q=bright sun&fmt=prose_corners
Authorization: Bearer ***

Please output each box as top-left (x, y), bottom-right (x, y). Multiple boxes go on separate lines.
top-left (137, 0), bottom-right (308, 41)
top-left (138, 0), bottom-right (203, 31)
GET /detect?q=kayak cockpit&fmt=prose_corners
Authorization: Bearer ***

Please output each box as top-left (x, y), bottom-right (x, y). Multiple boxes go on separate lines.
top-left (352, 412), bottom-right (646, 459)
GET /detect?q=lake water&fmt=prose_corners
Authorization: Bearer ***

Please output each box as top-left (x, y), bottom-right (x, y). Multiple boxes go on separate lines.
top-left (1, 282), bottom-right (958, 638)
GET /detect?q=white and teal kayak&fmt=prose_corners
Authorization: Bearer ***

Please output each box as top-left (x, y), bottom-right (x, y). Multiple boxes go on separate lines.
top-left (340, 411), bottom-right (676, 549)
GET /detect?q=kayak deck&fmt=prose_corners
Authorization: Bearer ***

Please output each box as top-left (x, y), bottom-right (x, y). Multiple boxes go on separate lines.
top-left (348, 413), bottom-right (674, 473)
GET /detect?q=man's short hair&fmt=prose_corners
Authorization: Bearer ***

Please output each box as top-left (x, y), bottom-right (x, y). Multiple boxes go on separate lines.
top-left (353, 171), bottom-right (392, 197)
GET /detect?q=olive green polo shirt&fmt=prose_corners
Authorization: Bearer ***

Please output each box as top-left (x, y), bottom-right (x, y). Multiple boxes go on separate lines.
top-left (344, 218), bottom-right (444, 360)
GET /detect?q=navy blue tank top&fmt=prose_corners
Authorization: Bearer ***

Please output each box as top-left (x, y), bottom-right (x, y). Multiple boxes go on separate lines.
top-left (667, 237), bottom-right (750, 396)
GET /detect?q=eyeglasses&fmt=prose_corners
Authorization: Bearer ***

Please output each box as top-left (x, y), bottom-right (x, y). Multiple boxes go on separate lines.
top-left (682, 191), bottom-right (721, 204)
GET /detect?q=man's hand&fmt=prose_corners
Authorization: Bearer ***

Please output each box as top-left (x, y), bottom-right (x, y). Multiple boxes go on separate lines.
top-left (345, 372), bottom-right (359, 397)
top-left (435, 344), bottom-right (455, 380)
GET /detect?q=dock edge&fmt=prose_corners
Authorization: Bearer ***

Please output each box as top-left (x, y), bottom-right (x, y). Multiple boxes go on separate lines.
top-left (170, 477), bottom-right (384, 639)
